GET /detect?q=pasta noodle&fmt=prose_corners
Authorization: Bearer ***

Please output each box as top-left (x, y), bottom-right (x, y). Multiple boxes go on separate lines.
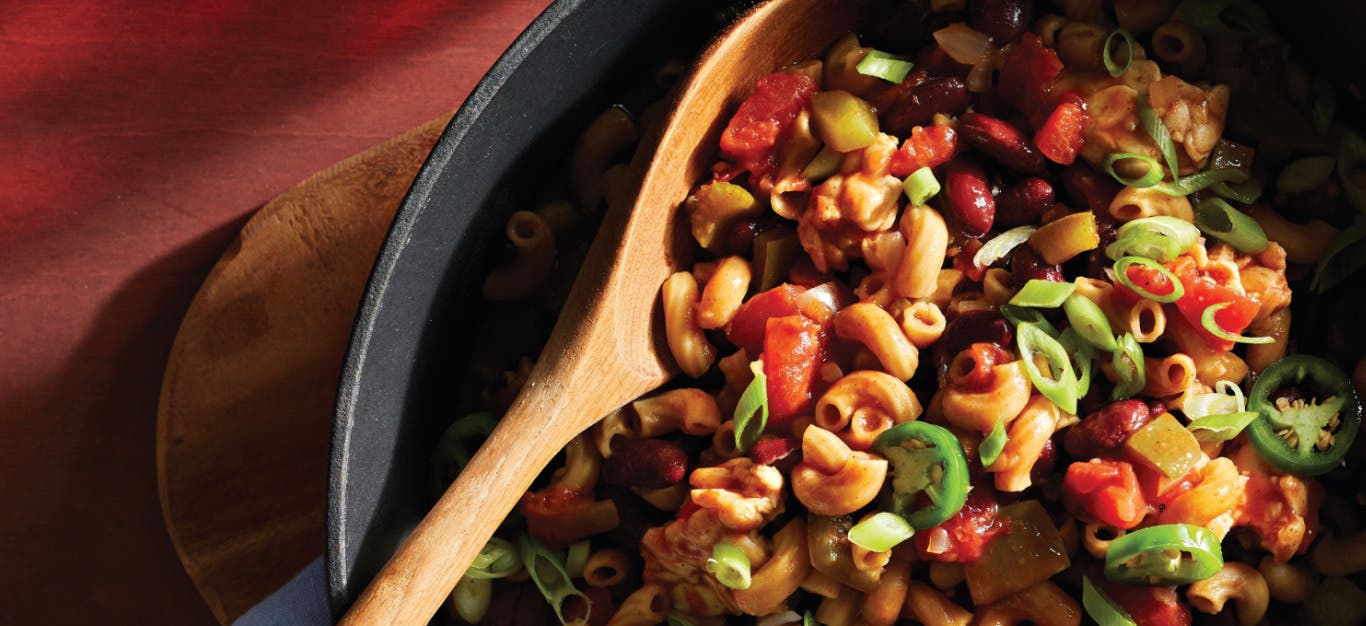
top-left (482, 211), bottom-right (557, 301)
top-left (440, 10), bottom-right (1365, 625)
top-left (661, 272), bottom-right (716, 378)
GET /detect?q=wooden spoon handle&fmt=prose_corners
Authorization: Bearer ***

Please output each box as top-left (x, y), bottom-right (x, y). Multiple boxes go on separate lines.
top-left (339, 381), bottom-right (593, 626)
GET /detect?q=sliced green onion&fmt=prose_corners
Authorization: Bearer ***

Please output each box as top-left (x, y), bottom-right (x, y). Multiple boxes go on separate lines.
top-left (974, 225), bottom-right (1037, 269)
top-left (733, 369), bottom-right (769, 453)
top-left (521, 534), bottom-right (591, 625)
top-left (1108, 216), bottom-right (1200, 262)
top-left (466, 537), bottom-right (523, 580)
top-left (1106, 234), bottom-right (1185, 263)
top-left (1063, 293), bottom-right (1119, 352)
top-left (1193, 197), bottom-right (1268, 253)
top-left (1103, 29), bottom-right (1135, 77)
top-left (1009, 279), bottom-right (1076, 308)
top-left (1338, 131), bottom-right (1366, 213)
top-left (1113, 256), bottom-right (1184, 303)
top-left (1187, 410), bottom-right (1259, 442)
top-left (435, 412), bottom-right (497, 474)
top-left (565, 540), bottom-right (591, 579)
top-left (903, 166), bottom-right (941, 206)
top-left (857, 49), bottom-right (916, 84)
top-left (1138, 91), bottom-right (1180, 181)
top-left (666, 612), bottom-right (696, 626)
top-left (1017, 322), bottom-right (1080, 414)
top-left (1000, 303), bottom-right (1059, 337)
top-left (1111, 333), bottom-right (1146, 400)
top-left (1182, 380), bottom-right (1246, 419)
top-left (452, 576), bottom-right (494, 624)
top-left (1083, 575), bottom-right (1138, 626)
top-left (1211, 176), bottom-right (1263, 204)
top-left (803, 612), bottom-right (816, 626)
top-left (802, 146), bottom-right (843, 182)
top-left (1058, 327), bottom-right (1095, 400)
top-left (849, 512), bottom-right (916, 552)
top-left (1277, 155), bottom-right (1336, 194)
top-left (1104, 152), bottom-right (1164, 188)
top-left (1311, 215), bottom-right (1366, 293)
top-left (979, 417), bottom-right (1008, 467)
top-left (1153, 168), bottom-right (1249, 196)
top-left (1201, 302), bottom-right (1274, 344)
top-left (707, 543), bottom-right (753, 590)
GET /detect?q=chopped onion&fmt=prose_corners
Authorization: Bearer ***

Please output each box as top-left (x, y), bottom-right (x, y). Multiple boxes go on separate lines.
top-left (934, 23), bottom-right (992, 66)
top-left (924, 527), bottom-right (953, 554)
top-left (795, 282), bottom-right (848, 320)
top-left (974, 225), bottom-right (1037, 269)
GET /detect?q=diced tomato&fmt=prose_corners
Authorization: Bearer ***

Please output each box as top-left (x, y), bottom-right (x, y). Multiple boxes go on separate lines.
top-left (952, 238), bottom-right (988, 282)
top-left (1111, 261), bottom-right (1181, 306)
top-left (726, 284), bottom-right (803, 353)
top-left (1168, 256), bottom-right (1260, 351)
top-left (522, 485), bottom-right (612, 547)
top-left (1034, 94), bottom-right (1088, 165)
top-left (1101, 582), bottom-right (1192, 626)
top-left (997, 33), bottom-right (1064, 126)
top-left (763, 314), bottom-right (829, 424)
top-left (1062, 459), bottom-right (1148, 529)
top-left (915, 488), bottom-right (1004, 563)
top-left (1135, 463), bottom-right (1197, 508)
top-left (719, 72), bottom-right (817, 181)
top-left (889, 125), bottom-right (959, 177)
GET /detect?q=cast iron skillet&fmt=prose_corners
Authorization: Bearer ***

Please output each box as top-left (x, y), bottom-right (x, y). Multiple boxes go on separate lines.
top-left (325, 0), bottom-right (744, 615)
top-left (327, 0), bottom-right (1365, 618)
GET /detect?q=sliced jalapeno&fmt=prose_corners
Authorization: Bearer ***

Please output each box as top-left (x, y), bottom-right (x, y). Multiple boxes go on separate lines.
top-left (1246, 355), bottom-right (1362, 476)
top-left (872, 421), bottom-right (970, 530)
top-left (1082, 575), bottom-right (1137, 626)
top-left (1104, 524), bottom-right (1223, 585)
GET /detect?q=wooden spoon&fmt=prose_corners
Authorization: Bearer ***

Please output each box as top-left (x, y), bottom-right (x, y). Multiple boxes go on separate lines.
top-left (340, 0), bottom-right (866, 623)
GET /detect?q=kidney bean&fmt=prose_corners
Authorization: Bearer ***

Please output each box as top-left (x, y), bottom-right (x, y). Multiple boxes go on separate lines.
top-left (603, 438), bottom-right (687, 489)
top-left (970, 0), bottom-right (1028, 43)
top-left (1029, 437), bottom-right (1059, 485)
top-left (882, 77), bottom-right (971, 136)
top-left (1063, 399), bottom-right (1155, 460)
top-left (957, 112), bottom-right (1047, 174)
top-left (943, 158), bottom-right (997, 236)
top-left (1010, 244), bottom-right (1064, 285)
top-left (725, 218), bottom-right (763, 255)
top-left (934, 309), bottom-right (1012, 375)
top-left (749, 437), bottom-right (801, 474)
top-left (916, 42), bottom-right (972, 78)
top-left (1061, 163), bottom-right (1121, 217)
top-left (994, 176), bottom-right (1055, 227)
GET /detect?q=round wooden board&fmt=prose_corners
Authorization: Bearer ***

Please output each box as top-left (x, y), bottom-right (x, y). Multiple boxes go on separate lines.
top-left (156, 113), bottom-right (451, 624)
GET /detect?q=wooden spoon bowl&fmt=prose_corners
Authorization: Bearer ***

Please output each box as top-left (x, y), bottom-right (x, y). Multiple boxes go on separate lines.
top-left (340, 0), bottom-right (867, 622)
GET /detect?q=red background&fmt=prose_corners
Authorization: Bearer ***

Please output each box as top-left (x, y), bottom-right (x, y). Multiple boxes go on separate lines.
top-left (0, 1), bottom-right (551, 622)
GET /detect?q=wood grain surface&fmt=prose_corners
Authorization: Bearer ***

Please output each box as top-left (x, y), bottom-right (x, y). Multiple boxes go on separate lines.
top-left (159, 115), bottom-right (451, 624)
top-left (0, 1), bottom-right (550, 623)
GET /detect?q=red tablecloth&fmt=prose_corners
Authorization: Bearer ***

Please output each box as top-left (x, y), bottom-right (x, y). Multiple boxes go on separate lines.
top-left (0, 1), bottom-right (550, 622)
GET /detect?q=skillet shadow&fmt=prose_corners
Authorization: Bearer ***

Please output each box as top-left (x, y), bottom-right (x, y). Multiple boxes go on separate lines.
top-left (14, 214), bottom-right (251, 625)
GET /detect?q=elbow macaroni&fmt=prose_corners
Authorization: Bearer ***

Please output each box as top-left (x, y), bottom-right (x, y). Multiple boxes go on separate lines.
top-left (1186, 562), bottom-right (1270, 626)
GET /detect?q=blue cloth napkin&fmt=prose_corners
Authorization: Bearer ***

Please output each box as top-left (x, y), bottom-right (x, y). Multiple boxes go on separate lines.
top-left (233, 557), bottom-right (331, 626)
